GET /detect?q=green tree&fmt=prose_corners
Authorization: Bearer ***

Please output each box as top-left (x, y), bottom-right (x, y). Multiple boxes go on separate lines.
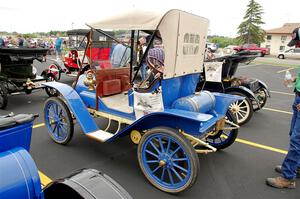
top-left (237, 0), bottom-right (265, 44)
top-left (208, 35), bottom-right (241, 48)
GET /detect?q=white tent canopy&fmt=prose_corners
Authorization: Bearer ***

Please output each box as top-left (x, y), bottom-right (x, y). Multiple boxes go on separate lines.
top-left (87, 9), bottom-right (209, 79)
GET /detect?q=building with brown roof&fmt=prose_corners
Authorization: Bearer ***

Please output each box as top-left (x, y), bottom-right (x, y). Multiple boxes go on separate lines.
top-left (261, 23), bottom-right (300, 55)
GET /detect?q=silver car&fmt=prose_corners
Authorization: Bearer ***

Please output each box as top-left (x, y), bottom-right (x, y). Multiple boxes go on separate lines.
top-left (278, 48), bottom-right (300, 59)
top-left (206, 42), bottom-right (217, 52)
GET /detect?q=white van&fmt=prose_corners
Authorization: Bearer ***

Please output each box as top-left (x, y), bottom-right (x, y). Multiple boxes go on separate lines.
top-left (278, 48), bottom-right (300, 59)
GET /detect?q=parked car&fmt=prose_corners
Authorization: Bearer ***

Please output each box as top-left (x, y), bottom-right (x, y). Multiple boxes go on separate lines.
top-left (278, 48), bottom-right (300, 59)
top-left (223, 45), bottom-right (238, 54)
top-left (0, 47), bottom-right (56, 109)
top-left (47, 29), bottom-right (115, 81)
top-left (207, 42), bottom-right (217, 52)
top-left (43, 9), bottom-right (243, 194)
top-left (198, 51), bottom-right (270, 125)
top-left (233, 44), bottom-right (269, 57)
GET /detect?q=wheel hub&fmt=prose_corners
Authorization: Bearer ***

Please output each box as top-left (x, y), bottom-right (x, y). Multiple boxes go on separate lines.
top-left (230, 104), bottom-right (240, 113)
top-left (159, 160), bottom-right (166, 167)
top-left (53, 115), bottom-right (63, 125)
top-left (159, 153), bottom-right (172, 168)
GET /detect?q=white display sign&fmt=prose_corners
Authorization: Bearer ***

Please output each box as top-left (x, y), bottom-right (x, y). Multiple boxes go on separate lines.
top-left (133, 89), bottom-right (164, 119)
top-left (204, 62), bottom-right (223, 82)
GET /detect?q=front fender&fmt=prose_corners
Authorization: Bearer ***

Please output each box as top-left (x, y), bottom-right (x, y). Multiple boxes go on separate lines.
top-left (42, 82), bottom-right (99, 134)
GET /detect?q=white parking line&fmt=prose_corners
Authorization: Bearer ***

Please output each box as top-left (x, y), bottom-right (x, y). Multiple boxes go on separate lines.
top-left (276, 68), bottom-right (295, 74)
top-left (262, 107), bottom-right (292, 115)
top-left (239, 64), bottom-right (259, 69)
top-left (270, 90), bottom-right (294, 96)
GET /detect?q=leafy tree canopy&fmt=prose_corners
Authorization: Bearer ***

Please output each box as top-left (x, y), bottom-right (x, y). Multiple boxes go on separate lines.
top-left (237, 0), bottom-right (265, 44)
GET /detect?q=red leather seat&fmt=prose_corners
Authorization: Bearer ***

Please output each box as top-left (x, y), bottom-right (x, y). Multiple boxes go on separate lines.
top-left (103, 79), bottom-right (121, 96)
top-left (96, 67), bottom-right (131, 99)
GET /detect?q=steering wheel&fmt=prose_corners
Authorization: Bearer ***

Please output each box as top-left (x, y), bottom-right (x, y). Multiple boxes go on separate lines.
top-left (146, 56), bottom-right (164, 74)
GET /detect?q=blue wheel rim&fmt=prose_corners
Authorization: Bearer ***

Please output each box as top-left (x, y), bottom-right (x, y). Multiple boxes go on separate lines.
top-left (141, 133), bottom-right (192, 190)
top-left (45, 101), bottom-right (69, 142)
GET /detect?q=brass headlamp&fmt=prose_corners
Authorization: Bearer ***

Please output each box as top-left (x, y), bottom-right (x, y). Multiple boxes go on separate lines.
top-left (83, 70), bottom-right (96, 91)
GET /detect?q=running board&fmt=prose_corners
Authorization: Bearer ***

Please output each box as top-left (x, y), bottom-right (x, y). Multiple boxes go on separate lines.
top-left (86, 130), bottom-right (114, 142)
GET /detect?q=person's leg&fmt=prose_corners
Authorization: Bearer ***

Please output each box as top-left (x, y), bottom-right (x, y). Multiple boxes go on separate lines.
top-left (266, 95), bottom-right (300, 188)
top-left (55, 49), bottom-right (59, 59)
top-left (140, 63), bottom-right (147, 81)
top-left (289, 96), bottom-right (298, 136)
top-left (281, 96), bottom-right (300, 179)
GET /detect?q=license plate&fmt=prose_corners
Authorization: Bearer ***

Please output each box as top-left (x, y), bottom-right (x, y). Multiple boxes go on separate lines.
top-left (34, 81), bottom-right (46, 88)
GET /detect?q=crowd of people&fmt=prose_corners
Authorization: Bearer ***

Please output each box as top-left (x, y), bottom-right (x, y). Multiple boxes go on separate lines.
top-left (0, 34), bottom-right (67, 57)
top-left (1, 35), bottom-right (53, 48)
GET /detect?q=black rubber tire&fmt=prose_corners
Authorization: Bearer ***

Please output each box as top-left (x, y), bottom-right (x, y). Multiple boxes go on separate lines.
top-left (137, 127), bottom-right (199, 193)
top-left (0, 82), bottom-right (8, 109)
top-left (45, 73), bottom-right (59, 97)
top-left (44, 97), bottom-right (74, 145)
top-left (227, 91), bottom-right (254, 125)
top-left (205, 111), bottom-right (238, 150)
top-left (278, 54), bottom-right (285, 59)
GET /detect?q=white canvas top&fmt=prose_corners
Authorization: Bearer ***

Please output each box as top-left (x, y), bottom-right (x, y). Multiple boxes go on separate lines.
top-left (87, 9), bottom-right (165, 30)
top-left (87, 9), bottom-right (209, 79)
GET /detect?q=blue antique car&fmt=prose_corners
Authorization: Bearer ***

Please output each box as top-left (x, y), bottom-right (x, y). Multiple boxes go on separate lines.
top-left (43, 9), bottom-right (243, 193)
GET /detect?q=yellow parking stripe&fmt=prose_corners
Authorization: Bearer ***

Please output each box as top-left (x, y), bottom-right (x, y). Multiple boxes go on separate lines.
top-left (262, 107), bottom-right (292, 115)
top-left (235, 138), bottom-right (288, 155)
top-left (33, 123), bottom-right (45, 128)
top-left (270, 90), bottom-right (294, 96)
top-left (38, 171), bottom-right (52, 186)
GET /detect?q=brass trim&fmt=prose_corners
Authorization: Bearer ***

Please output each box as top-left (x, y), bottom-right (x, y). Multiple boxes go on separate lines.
top-left (130, 130), bottom-right (142, 144)
top-left (182, 132), bottom-right (217, 154)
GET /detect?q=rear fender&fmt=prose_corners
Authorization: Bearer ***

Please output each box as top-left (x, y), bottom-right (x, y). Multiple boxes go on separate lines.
top-left (257, 80), bottom-right (270, 97)
top-left (225, 86), bottom-right (259, 102)
top-left (225, 86), bottom-right (261, 109)
top-left (108, 112), bottom-right (207, 141)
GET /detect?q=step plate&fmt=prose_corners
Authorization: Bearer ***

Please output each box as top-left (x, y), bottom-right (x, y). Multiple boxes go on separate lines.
top-left (86, 130), bottom-right (114, 142)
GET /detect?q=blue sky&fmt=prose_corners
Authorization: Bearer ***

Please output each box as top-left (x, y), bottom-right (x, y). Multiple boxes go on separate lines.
top-left (1, 0), bottom-right (300, 37)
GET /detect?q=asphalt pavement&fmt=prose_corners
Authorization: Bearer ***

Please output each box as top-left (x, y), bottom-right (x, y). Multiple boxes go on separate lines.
top-left (1, 57), bottom-right (300, 198)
